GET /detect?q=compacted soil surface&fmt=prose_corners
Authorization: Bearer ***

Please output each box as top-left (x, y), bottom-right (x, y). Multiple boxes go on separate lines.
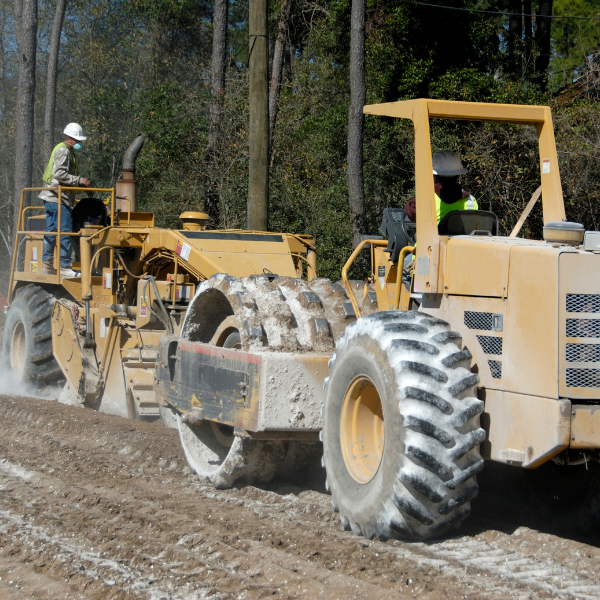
top-left (2, 393), bottom-right (600, 599)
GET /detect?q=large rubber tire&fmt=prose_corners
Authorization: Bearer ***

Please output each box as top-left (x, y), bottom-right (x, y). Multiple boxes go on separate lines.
top-left (178, 418), bottom-right (298, 489)
top-left (2, 284), bottom-right (64, 392)
top-left (323, 310), bottom-right (485, 541)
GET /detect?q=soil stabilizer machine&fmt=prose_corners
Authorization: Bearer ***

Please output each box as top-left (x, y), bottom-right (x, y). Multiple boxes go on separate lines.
top-left (7, 99), bottom-right (600, 542)
top-left (4, 134), bottom-right (316, 421)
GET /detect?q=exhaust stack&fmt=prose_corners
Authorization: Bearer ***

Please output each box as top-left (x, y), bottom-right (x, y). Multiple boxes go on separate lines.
top-left (116, 133), bottom-right (146, 213)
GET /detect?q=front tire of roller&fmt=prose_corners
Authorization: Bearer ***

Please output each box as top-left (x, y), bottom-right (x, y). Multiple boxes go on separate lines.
top-left (178, 418), bottom-right (293, 489)
top-left (2, 284), bottom-right (64, 392)
top-left (323, 310), bottom-right (485, 541)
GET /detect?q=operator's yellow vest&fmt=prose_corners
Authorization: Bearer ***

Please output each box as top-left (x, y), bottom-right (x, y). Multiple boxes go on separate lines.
top-left (42, 142), bottom-right (77, 184)
top-left (412, 193), bottom-right (479, 251)
top-left (435, 193), bottom-right (478, 223)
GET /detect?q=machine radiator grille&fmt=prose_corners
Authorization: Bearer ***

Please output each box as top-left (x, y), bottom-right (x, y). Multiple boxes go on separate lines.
top-left (488, 360), bottom-right (502, 379)
top-left (560, 254), bottom-right (600, 395)
top-left (566, 318), bottom-right (600, 338)
top-left (464, 311), bottom-right (493, 330)
top-left (477, 335), bottom-right (502, 355)
top-left (566, 368), bottom-right (600, 388)
top-left (565, 300), bottom-right (600, 387)
top-left (566, 343), bottom-right (600, 363)
top-left (566, 294), bottom-right (600, 313)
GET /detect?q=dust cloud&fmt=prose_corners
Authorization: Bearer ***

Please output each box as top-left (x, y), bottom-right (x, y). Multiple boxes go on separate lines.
top-left (0, 369), bottom-right (62, 400)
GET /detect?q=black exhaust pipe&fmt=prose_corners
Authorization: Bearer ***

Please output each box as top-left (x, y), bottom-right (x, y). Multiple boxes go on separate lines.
top-left (116, 133), bottom-right (146, 212)
top-left (122, 133), bottom-right (146, 172)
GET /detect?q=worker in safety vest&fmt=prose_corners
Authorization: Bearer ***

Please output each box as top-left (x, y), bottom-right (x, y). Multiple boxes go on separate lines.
top-left (39, 123), bottom-right (91, 277)
top-left (404, 150), bottom-right (477, 224)
top-left (402, 151), bottom-right (478, 290)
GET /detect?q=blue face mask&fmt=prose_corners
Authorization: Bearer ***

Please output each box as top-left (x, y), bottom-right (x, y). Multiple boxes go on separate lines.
top-left (73, 142), bottom-right (82, 151)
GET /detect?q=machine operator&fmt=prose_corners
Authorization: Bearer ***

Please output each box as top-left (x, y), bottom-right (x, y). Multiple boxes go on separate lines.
top-left (402, 151), bottom-right (478, 285)
top-left (404, 150), bottom-right (477, 223)
top-left (39, 123), bottom-right (91, 278)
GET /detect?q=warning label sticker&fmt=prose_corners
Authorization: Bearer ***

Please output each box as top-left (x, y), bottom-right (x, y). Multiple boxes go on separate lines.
top-left (176, 240), bottom-right (192, 261)
top-left (542, 158), bottom-right (551, 174)
top-left (140, 296), bottom-right (148, 318)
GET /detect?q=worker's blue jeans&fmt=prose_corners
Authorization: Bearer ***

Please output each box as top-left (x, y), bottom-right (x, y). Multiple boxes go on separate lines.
top-left (43, 201), bottom-right (73, 268)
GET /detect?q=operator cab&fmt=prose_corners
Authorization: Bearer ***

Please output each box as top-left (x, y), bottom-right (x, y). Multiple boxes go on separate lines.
top-left (378, 207), bottom-right (499, 264)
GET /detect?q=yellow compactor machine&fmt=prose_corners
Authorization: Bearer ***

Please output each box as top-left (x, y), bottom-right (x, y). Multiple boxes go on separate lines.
top-left (7, 99), bottom-right (600, 541)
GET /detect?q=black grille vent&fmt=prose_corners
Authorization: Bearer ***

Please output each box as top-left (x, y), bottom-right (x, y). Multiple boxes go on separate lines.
top-left (566, 344), bottom-right (600, 363)
top-left (464, 311), bottom-right (493, 330)
top-left (566, 319), bottom-right (600, 338)
top-left (566, 294), bottom-right (600, 313)
top-left (566, 368), bottom-right (600, 388)
top-left (477, 335), bottom-right (502, 356)
top-left (488, 360), bottom-right (502, 379)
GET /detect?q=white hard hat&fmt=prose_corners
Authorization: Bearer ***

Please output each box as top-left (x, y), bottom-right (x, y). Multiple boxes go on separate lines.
top-left (63, 123), bottom-right (87, 141)
top-left (432, 151), bottom-right (467, 177)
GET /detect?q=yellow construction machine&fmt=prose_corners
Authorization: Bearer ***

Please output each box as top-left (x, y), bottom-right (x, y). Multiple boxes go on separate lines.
top-left (7, 99), bottom-right (600, 542)
top-left (154, 99), bottom-right (600, 540)
top-left (4, 134), bottom-right (317, 423)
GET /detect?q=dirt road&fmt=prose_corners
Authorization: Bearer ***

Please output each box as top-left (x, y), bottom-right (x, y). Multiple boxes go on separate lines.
top-left (1, 394), bottom-right (600, 599)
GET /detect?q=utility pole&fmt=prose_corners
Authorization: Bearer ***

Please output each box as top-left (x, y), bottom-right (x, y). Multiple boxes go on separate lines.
top-left (247, 0), bottom-right (269, 231)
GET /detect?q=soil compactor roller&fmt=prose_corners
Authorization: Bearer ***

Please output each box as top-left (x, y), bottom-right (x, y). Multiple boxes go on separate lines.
top-left (156, 99), bottom-right (600, 540)
top-left (7, 99), bottom-right (600, 542)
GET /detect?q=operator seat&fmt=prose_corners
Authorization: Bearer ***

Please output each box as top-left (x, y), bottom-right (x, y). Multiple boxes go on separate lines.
top-left (72, 197), bottom-right (109, 233)
top-left (379, 208), bottom-right (417, 263)
top-left (438, 209), bottom-right (498, 236)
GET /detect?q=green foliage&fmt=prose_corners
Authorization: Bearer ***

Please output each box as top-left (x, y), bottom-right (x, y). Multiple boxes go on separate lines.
top-left (1, 0), bottom-right (600, 290)
top-left (551, 0), bottom-right (600, 90)
top-left (135, 83), bottom-right (209, 228)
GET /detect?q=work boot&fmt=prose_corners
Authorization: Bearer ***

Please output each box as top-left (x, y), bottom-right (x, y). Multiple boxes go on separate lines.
top-left (59, 267), bottom-right (77, 279)
top-left (42, 260), bottom-right (56, 274)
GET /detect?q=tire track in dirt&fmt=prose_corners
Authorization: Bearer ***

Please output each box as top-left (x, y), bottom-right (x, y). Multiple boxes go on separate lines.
top-left (1, 394), bottom-right (600, 599)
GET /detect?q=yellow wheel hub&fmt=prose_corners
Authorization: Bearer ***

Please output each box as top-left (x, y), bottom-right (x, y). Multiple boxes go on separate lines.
top-left (340, 375), bottom-right (385, 484)
top-left (10, 321), bottom-right (27, 378)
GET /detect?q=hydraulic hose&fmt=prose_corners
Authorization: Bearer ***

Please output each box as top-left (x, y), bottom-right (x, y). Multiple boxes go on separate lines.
top-left (142, 275), bottom-right (174, 335)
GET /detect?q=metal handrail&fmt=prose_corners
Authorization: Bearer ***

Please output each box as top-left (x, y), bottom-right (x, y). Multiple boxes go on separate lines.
top-left (341, 240), bottom-right (417, 317)
top-left (341, 239), bottom-right (388, 318)
top-left (8, 186), bottom-right (116, 302)
top-left (394, 246), bottom-right (415, 310)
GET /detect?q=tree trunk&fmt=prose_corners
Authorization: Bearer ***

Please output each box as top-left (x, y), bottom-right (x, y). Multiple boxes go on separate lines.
top-left (269, 0), bottom-right (292, 147)
top-left (247, 0), bottom-right (269, 231)
top-left (13, 0), bottom-right (38, 228)
top-left (0, 7), bottom-right (8, 120)
top-left (347, 0), bottom-right (366, 249)
top-left (43, 0), bottom-right (67, 161)
top-left (508, 0), bottom-right (522, 76)
top-left (204, 0), bottom-right (229, 226)
top-left (534, 0), bottom-right (553, 91)
top-left (523, 0), bottom-right (532, 66)
top-left (14, 0), bottom-right (22, 48)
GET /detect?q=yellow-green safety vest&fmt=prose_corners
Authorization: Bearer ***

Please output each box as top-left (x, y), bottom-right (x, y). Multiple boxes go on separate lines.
top-left (435, 193), bottom-right (478, 223)
top-left (42, 142), bottom-right (78, 184)
top-left (412, 193), bottom-right (479, 252)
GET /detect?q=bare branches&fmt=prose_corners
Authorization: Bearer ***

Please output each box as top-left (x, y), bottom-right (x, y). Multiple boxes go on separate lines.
top-left (12, 0), bottom-right (37, 232)
top-left (204, 0), bottom-right (229, 226)
top-left (43, 0), bottom-right (67, 160)
top-left (347, 0), bottom-right (366, 248)
top-left (269, 0), bottom-right (292, 146)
